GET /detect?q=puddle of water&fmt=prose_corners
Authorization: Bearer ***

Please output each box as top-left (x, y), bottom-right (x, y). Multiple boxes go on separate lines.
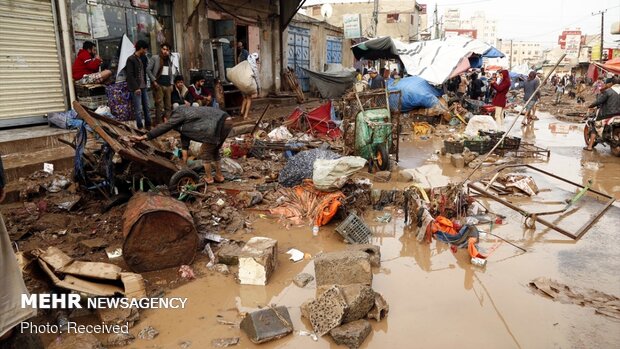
top-left (105, 111), bottom-right (620, 348)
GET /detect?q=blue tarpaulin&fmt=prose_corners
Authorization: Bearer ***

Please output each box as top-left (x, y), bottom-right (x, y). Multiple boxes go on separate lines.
top-left (387, 76), bottom-right (443, 112)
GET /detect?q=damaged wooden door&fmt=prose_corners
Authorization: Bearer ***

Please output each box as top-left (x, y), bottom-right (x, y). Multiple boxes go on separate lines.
top-left (287, 26), bottom-right (310, 92)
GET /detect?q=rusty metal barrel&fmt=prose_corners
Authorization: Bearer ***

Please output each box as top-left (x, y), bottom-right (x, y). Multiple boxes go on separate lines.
top-left (122, 192), bottom-right (198, 272)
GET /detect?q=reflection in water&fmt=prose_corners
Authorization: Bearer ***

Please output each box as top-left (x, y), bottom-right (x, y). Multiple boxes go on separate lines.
top-left (474, 274), bottom-right (523, 349)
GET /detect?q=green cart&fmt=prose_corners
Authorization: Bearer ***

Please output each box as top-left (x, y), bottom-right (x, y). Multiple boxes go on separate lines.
top-left (342, 89), bottom-right (401, 172)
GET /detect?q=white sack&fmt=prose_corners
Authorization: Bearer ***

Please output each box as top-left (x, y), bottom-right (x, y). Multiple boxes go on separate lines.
top-left (313, 156), bottom-right (367, 191)
top-left (226, 60), bottom-right (257, 95)
top-left (464, 115), bottom-right (499, 137)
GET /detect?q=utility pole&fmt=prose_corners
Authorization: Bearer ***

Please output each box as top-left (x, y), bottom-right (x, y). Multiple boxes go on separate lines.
top-left (592, 9), bottom-right (606, 62)
top-left (509, 39), bottom-right (513, 70)
top-left (372, 0), bottom-right (379, 37)
top-left (434, 4), bottom-right (439, 39)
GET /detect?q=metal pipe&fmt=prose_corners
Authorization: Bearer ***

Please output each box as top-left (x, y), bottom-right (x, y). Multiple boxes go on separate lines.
top-left (57, 0), bottom-right (76, 103)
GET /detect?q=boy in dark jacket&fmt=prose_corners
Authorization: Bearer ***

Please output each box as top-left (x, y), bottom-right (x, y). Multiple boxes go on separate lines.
top-left (126, 40), bottom-right (150, 129)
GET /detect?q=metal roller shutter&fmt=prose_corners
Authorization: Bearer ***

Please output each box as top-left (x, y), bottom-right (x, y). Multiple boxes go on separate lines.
top-left (0, 0), bottom-right (67, 124)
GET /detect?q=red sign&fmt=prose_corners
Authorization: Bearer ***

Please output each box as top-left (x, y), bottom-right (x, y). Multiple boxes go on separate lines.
top-left (445, 29), bottom-right (477, 39)
top-left (558, 30), bottom-right (585, 49)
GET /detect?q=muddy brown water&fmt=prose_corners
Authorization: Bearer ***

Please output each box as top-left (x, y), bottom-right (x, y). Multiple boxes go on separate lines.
top-left (52, 111), bottom-right (620, 348)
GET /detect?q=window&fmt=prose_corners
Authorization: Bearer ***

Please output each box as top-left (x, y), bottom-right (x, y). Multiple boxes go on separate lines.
top-left (387, 13), bottom-right (399, 23)
top-left (312, 6), bottom-right (321, 16)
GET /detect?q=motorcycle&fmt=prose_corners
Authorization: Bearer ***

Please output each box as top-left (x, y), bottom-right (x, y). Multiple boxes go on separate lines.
top-left (583, 109), bottom-right (620, 156)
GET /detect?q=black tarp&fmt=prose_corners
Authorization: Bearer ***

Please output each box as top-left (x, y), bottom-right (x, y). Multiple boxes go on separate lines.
top-left (302, 68), bottom-right (356, 99)
top-left (351, 37), bottom-right (400, 60)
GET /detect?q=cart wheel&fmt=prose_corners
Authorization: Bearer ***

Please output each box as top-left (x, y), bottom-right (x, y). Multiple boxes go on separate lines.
top-left (169, 169), bottom-right (200, 192)
top-left (583, 123), bottom-right (598, 147)
top-left (375, 144), bottom-right (390, 171)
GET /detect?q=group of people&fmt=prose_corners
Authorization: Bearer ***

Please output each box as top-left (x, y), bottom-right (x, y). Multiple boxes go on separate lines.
top-left (72, 41), bottom-right (221, 131)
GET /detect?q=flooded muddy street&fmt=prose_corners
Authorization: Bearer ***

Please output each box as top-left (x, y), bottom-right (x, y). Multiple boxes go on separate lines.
top-left (116, 112), bottom-right (620, 349)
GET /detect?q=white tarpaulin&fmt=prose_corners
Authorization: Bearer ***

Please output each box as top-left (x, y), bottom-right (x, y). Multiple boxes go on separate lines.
top-left (352, 36), bottom-right (504, 85)
top-left (116, 35), bottom-right (135, 79)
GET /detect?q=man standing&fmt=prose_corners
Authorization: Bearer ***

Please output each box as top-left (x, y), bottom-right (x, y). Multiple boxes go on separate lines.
top-left (147, 43), bottom-right (174, 125)
top-left (237, 41), bottom-right (249, 64)
top-left (368, 68), bottom-right (385, 90)
top-left (126, 40), bottom-right (150, 130)
top-left (519, 71), bottom-right (540, 125)
top-left (72, 41), bottom-right (112, 84)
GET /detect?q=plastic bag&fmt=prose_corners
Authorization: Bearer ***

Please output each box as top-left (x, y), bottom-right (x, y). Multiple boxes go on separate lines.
top-left (267, 126), bottom-right (293, 141)
top-left (313, 156), bottom-right (367, 191)
top-left (226, 61), bottom-right (257, 95)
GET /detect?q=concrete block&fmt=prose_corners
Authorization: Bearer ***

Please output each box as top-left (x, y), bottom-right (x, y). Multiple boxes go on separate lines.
top-left (240, 306), bottom-right (293, 344)
top-left (216, 241), bottom-right (245, 266)
top-left (347, 244), bottom-right (381, 267)
top-left (450, 154), bottom-right (465, 168)
top-left (307, 285), bottom-right (348, 336)
top-left (340, 284), bottom-right (376, 324)
top-left (238, 237), bottom-right (277, 285)
top-left (314, 251), bottom-right (372, 287)
top-left (367, 292), bottom-right (389, 322)
top-left (293, 273), bottom-right (314, 288)
top-left (330, 319), bottom-right (372, 349)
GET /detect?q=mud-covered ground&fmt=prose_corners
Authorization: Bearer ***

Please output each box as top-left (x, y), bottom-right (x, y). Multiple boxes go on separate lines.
top-left (3, 89), bottom-right (620, 348)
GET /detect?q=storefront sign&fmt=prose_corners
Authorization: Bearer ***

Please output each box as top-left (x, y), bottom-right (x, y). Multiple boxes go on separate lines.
top-left (343, 14), bottom-right (362, 39)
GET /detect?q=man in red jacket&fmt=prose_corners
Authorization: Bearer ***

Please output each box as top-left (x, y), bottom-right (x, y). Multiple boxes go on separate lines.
top-left (72, 41), bottom-right (112, 84)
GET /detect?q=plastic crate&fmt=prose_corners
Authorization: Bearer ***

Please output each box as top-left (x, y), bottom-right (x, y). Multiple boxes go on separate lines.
top-left (335, 213), bottom-right (372, 244)
top-left (444, 140), bottom-right (464, 154)
top-left (496, 136), bottom-right (521, 151)
top-left (463, 139), bottom-right (494, 154)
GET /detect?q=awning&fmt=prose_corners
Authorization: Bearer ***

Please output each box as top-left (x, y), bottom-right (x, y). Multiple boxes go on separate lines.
top-left (351, 36), bottom-right (505, 85)
top-left (593, 57), bottom-right (620, 75)
top-left (280, 0), bottom-right (306, 30)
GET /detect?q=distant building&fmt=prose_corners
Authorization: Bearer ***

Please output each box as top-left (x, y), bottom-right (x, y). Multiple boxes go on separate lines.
top-left (498, 40), bottom-right (543, 68)
top-left (303, 0), bottom-right (424, 43)
top-left (442, 9), bottom-right (496, 46)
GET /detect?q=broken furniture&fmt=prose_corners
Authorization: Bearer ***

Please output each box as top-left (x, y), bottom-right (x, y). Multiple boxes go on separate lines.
top-left (468, 164), bottom-right (615, 240)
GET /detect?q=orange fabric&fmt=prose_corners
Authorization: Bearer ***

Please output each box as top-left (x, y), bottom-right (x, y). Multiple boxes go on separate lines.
top-left (430, 216), bottom-right (458, 235)
top-left (270, 180), bottom-right (344, 227)
top-left (467, 237), bottom-right (487, 259)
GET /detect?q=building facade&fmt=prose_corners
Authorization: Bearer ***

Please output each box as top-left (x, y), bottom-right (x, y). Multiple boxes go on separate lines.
top-left (0, 0), bottom-right (341, 127)
top-left (498, 40), bottom-right (543, 68)
top-left (303, 0), bottom-right (423, 43)
top-left (442, 9), bottom-right (496, 46)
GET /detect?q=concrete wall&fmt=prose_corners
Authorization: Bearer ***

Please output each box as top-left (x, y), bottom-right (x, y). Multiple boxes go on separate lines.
top-left (174, 0), bottom-right (281, 96)
top-left (303, 0), bottom-right (419, 43)
top-left (287, 15), bottom-right (354, 73)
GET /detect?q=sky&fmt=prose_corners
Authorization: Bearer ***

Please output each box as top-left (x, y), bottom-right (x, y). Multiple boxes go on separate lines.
top-left (301, 0), bottom-right (620, 48)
